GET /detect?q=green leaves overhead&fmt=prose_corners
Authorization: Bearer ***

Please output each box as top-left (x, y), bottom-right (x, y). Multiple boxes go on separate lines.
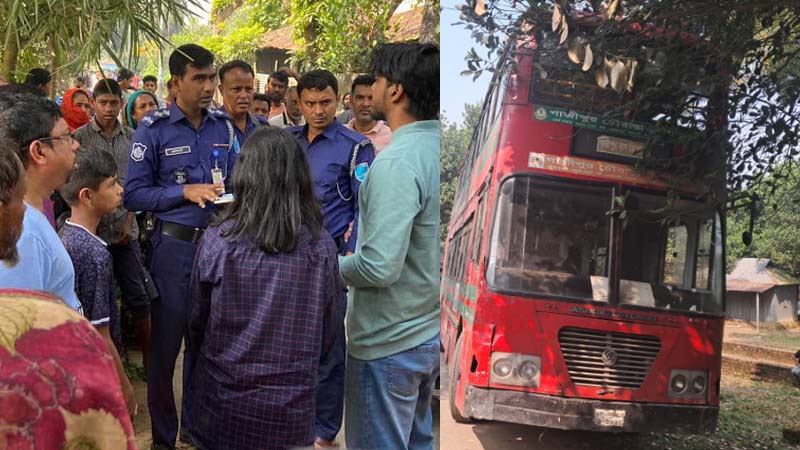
top-left (456, 0), bottom-right (800, 200)
top-left (286, 0), bottom-right (404, 74)
top-left (2, 0), bottom-right (198, 80)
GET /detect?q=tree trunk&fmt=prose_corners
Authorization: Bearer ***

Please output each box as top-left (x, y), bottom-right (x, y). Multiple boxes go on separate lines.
top-left (3, 26), bottom-right (20, 83)
top-left (49, 35), bottom-right (60, 98)
top-left (418, 0), bottom-right (440, 45)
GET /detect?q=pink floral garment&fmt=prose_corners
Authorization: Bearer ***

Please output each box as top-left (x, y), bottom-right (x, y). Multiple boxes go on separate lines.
top-left (0, 289), bottom-right (137, 450)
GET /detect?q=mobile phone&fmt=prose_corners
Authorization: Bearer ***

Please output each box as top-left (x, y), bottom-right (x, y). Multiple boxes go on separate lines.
top-left (213, 193), bottom-right (234, 204)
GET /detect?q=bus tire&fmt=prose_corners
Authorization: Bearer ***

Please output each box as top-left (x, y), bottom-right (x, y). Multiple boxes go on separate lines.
top-left (449, 333), bottom-right (474, 423)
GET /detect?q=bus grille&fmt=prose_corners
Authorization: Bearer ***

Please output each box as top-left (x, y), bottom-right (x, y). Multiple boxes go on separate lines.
top-left (558, 327), bottom-right (661, 389)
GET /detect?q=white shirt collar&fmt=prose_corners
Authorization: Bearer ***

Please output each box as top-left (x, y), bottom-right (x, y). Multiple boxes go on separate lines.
top-left (65, 220), bottom-right (108, 247)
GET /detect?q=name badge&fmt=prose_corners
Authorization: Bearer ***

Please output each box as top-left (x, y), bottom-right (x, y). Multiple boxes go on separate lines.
top-left (165, 146), bottom-right (191, 157)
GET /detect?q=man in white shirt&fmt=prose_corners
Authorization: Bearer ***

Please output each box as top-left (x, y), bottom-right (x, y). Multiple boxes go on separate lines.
top-left (268, 87), bottom-right (306, 128)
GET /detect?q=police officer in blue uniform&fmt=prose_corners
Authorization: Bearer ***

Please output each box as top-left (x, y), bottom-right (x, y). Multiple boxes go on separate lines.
top-left (287, 69), bottom-right (375, 447)
top-left (215, 59), bottom-right (269, 145)
top-left (124, 44), bottom-right (237, 450)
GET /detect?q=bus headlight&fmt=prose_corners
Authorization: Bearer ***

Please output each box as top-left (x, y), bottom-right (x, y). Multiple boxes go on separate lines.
top-left (519, 361), bottom-right (539, 380)
top-left (692, 374), bottom-right (706, 393)
top-left (671, 374), bottom-right (687, 393)
top-left (493, 359), bottom-right (513, 378)
top-left (490, 352), bottom-right (541, 387)
top-left (669, 369), bottom-right (708, 400)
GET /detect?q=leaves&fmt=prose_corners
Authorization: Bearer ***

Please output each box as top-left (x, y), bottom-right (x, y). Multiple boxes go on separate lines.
top-left (582, 43), bottom-right (593, 71)
top-left (626, 59), bottom-right (638, 92)
top-left (2, 0), bottom-right (197, 80)
top-left (286, 0), bottom-right (405, 73)
top-left (567, 38), bottom-right (583, 64)
top-left (552, 5), bottom-right (562, 32)
top-left (605, 0), bottom-right (621, 19)
top-left (595, 65), bottom-right (609, 88)
top-left (610, 59), bottom-right (627, 93)
top-left (475, 0), bottom-right (487, 17)
top-left (457, 0), bottom-right (800, 205)
top-left (559, 17), bottom-right (569, 44)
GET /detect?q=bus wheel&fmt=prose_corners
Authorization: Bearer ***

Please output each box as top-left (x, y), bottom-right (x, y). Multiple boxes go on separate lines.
top-left (449, 333), bottom-right (474, 423)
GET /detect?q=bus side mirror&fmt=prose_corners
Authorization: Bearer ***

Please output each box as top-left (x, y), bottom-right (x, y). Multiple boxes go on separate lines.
top-left (742, 231), bottom-right (752, 246)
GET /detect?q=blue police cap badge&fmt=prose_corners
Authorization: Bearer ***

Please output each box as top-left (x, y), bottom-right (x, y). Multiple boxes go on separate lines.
top-left (131, 143), bottom-right (147, 162)
top-left (354, 162), bottom-right (369, 182)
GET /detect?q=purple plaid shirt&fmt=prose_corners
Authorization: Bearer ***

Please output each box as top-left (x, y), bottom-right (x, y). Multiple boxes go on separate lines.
top-left (186, 221), bottom-right (340, 450)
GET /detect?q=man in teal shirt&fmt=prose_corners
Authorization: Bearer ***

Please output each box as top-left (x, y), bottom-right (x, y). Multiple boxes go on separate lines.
top-left (338, 43), bottom-right (440, 450)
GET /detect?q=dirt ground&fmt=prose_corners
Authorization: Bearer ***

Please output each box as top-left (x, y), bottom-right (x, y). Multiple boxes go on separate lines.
top-left (724, 319), bottom-right (800, 352)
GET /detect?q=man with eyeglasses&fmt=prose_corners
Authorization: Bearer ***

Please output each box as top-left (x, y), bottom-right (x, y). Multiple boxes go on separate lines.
top-left (0, 92), bottom-right (82, 312)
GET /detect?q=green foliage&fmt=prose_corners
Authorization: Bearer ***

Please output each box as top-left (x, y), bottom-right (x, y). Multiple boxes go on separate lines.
top-left (250, 0), bottom-right (290, 31)
top-left (1, 0), bottom-right (196, 81)
top-left (174, 0), bottom-right (287, 64)
top-left (2, 41), bottom-right (49, 80)
top-left (454, 0), bottom-right (800, 200)
top-left (211, 0), bottom-right (239, 17)
top-left (440, 102), bottom-right (482, 245)
top-left (727, 161), bottom-right (800, 277)
top-left (286, 0), bottom-right (403, 73)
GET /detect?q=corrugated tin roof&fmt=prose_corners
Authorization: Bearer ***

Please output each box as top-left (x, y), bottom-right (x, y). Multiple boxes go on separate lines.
top-left (386, 7), bottom-right (424, 42)
top-left (260, 6), bottom-right (424, 52)
top-left (261, 25), bottom-right (300, 51)
top-left (725, 279), bottom-right (774, 293)
top-left (726, 258), bottom-right (799, 292)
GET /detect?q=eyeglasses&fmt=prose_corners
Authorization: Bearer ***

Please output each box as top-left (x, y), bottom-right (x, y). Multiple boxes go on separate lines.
top-left (39, 132), bottom-right (76, 145)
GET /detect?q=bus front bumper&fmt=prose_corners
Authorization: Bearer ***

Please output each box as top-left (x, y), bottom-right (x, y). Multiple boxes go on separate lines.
top-left (463, 386), bottom-right (718, 434)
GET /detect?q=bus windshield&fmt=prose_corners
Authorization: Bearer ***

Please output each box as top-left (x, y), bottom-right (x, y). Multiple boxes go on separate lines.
top-left (619, 191), bottom-right (723, 314)
top-left (486, 176), bottom-right (613, 300)
top-left (486, 176), bottom-right (724, 314)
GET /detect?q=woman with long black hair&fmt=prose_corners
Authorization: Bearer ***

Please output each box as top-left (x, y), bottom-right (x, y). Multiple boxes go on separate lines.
top-left (185, 127), bottom-right (340, 450)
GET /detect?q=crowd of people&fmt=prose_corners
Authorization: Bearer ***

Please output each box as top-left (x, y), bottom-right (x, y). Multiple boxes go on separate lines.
top-left (0, 41), bottom-right (440, 450)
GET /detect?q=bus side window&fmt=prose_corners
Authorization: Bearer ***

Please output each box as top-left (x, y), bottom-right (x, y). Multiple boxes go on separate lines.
top-left (694, 219), bottom-right (713, 290)
top-left (472, 196), bottom-right (487, 263)
top-left (446, 238), bottom-right (455, 279)
top-left (459, 224), bottom-right (473, 281)
top-left (662, 225), bottom-right (689, 287)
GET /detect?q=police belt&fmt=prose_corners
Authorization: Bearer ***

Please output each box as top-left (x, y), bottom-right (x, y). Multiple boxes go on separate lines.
top-left (161, 221), bottom-right (205, 244)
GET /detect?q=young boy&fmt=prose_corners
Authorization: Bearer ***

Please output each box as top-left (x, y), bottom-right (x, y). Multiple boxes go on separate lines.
top-left (59, 146), bottom-right (137, 416)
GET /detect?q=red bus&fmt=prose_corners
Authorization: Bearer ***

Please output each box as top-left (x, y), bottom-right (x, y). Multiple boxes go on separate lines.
top-left (441, 18), bottom-right (728, 434)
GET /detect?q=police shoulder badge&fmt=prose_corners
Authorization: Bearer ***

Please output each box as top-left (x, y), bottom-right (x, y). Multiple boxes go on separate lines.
top-left (131, 143), bottom-right (147, 162)
top-left (174, 170), bottom-right (188, 185)
top-left (354, 162), bottom-right (369, 182)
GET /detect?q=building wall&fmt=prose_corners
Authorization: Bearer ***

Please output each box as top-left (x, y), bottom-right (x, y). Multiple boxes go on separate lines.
top-left (256, 49), bottom-right (290, 76)
top-left (726, 291), bottom-right (756, 322)
top-left (767, 285), bottom-right (797, 322)
top-left (725, 286), bottom-right (798, 323)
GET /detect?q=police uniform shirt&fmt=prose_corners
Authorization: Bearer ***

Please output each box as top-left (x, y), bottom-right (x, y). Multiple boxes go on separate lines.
top-left (124, 102), bottom-right (238, 229)
top-left (214, 107), bottom-right (269, 148)
top-left (287, 119), bottom-right (375, 253)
